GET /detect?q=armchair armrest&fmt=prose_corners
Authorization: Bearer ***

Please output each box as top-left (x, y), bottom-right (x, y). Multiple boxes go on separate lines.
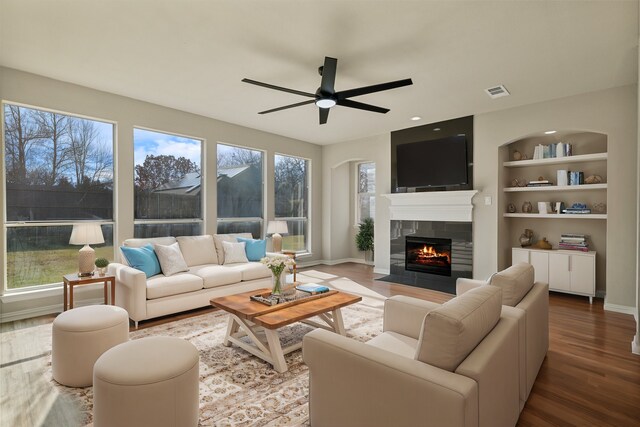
top-left (303, 329), bottom-right (477, 427)
top-left (107, 263), bottom-right (147, 322)
top-left (383, 295), bottom-right (441, 339)
top-left (456, 278), bottom-right (486, 296)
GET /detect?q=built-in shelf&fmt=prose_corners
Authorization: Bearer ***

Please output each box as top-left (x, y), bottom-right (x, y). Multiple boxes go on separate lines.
top-left (503, 183), bottom-right (607, 192)
top-left (504, 213), bottom-right (607, 220)
top-left (503, 152), bottom-right (607, 168)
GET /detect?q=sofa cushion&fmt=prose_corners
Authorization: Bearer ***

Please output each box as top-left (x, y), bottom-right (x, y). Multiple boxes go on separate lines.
top-left (222, 241), bottom-right (249, 264)
top-left (176, 235), bottom-right (218, 267)
top-left (223, 262), bottom-right (271, 281)
top-left (213, 233), bottom-right (253, 265)
top-left (489, 263), bottom-right (535, 307)
top-left (416, 285), bottom-right (502, 372)
top-left (119, 244), bottom-right (161, 278)
top-left (146, 273), bottom-right (203, 300)
top-left (188, 265), bottom-right (243, 289)
top-left (366, 331), bottom-right (419, 359)
top-left (236, 237), bottom-right (267, 261)
top-left (154, 242), bottom-right (189, 276)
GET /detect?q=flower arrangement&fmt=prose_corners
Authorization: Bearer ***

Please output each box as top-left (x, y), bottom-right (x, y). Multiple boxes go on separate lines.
top-left (260, 255), bottom-right (295, 277)
top-left (260, 255), bottom-right (295, 295)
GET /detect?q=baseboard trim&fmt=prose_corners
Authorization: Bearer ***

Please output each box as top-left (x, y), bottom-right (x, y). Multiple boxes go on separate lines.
top-left (0, 298), bottom-right (104, 323)
top-left (633, 336), bottom-right (640, 355)
top-left (603, 302), bottom-right (637, 316)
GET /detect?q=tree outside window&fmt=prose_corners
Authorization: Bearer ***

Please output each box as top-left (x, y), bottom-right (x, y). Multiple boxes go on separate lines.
top-left (3, 103), bottom-right (114, 289)
top-left (275, 154), bottom-right (309, 252)
top-left (133, 128), bottom-right (203, 237)
top-left (216, 144), bottom-right (264, 237)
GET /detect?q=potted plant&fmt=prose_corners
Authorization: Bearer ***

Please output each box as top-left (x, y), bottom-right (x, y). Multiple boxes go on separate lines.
top-left (95, 258), bottom-right (110, 276)
top-left (355, 217), bottom-right (374, 263)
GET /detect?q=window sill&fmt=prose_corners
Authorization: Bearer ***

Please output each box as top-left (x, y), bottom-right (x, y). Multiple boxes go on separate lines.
top-left (0, 283), bottom-right (100, 303)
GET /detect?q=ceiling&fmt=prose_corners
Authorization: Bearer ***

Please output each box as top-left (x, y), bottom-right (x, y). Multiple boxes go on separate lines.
top-left (0, 1), bottom-right (637, 145)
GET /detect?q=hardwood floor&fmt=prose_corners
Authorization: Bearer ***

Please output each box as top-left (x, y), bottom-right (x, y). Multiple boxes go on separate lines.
top-left (1, 262), bottom-right (638, 426)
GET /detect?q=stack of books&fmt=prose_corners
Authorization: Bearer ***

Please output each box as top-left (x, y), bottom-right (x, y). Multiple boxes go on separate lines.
top-left (563, 203), bottom-right (591, 214)
top-left (559, 234), bottom-right (589, 252)
top-left (527, 179), bottom-right (553, 187)
top-left (532, 142), bottom-right (572, 159)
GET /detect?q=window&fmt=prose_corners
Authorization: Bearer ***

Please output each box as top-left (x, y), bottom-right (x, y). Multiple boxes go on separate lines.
top-left (216, 143), bottom-right (264, 237)
top-left (357, 162), bottom-right (375, 222)
top-left (274, 154), bottom-right (309, 252)
top-left (133, 128), bottom-right (203, 237)
top-left (3, 103), bottom-right (114, 290)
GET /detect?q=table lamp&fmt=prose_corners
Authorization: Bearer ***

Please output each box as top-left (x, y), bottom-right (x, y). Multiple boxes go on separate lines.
top-left (69, 223), bottom-right (105, 276)
top-left (266, 221), bottom-right (288, 253)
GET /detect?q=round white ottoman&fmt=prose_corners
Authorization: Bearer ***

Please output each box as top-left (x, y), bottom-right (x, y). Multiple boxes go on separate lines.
top-left (52, 305), bottom-right (129, 387)
top-left (93, 336), bottom-right (200, 427)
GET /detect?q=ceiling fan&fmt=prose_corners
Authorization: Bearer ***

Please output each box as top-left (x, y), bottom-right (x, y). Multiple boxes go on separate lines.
top-left (242, 56), bottom-right (413, 125)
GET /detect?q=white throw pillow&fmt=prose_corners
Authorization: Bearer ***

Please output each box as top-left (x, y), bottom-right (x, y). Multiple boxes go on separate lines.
top-left (154, 242), bottom-right (189, 276)
top-left (176, 235), bottom-right (218, 267)
top-left (222, 241), bottom-right (249, 264)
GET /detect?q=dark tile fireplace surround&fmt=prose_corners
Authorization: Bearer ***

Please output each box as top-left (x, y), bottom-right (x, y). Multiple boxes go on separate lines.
top-left (387, 220), bottom-right (473, 294)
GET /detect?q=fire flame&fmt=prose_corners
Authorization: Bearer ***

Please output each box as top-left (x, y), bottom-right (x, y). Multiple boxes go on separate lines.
top-left (416, 245), bottom-right (451, 263)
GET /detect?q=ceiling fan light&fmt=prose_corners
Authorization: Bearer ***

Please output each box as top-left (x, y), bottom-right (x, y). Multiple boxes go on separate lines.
top-left (315, 98), bottom-right (336, 108)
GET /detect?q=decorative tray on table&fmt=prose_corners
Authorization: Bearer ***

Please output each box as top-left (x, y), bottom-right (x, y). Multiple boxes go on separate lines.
top-left (249, 288), bottom-right (337, 307)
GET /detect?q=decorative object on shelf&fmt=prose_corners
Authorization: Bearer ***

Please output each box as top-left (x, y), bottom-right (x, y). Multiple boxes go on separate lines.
top-left (512, 150), bottom-right (523, 161)
top-left (592, 202), bottom-right (607, 214)
top-left (557, 169), bottom-right (568, 186)
top-left (507, 203), bottom-right (516, 213)
top-left (266, 221), bottom-right (289, 253)
top-left (527, 176), bottom-right (552, 187)
top-left (511, 178), bottom-right (528, 187)
top-left (563, 203), bottom-right (591, 214)
top-left (95, 258), bottom-right (110, 277)
top-left (555, 202), bottom-right (565, 214)
top-left (559, 234), bottom-right (589, 252)
top-left (537, 202), bottom-right (552, 214)
top-left (69, 223), bottom-right (105, 277)
top-left (355, 217), bottom-right (374, 262)
top-left (569, 171), bottom-right (584, 185)
top-left (519, 229), bottom-right (534, 247)
top-left (531, 237), bottom-right (552, 250)
top-left (584, 174), bottom-right (603, 184)
top-left (260, 255), bottom-right (295, 296)
top-left (522, 201), bottom-right (533, 213)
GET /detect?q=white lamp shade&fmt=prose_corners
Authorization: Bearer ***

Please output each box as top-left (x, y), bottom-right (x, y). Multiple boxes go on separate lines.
top-left (267, 221), bottom-right (288, 235)
top-left (69, 223), bottom-right (105, 245)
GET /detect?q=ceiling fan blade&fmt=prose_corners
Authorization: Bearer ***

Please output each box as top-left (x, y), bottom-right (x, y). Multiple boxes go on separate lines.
top-left (336, 78), bottom-right (413, 100)
top-left (242, 78), bottom-right (316, 98)
top-left (320, 57), bottom-right (337, 94)
top-left (319, 108), bottom-right (330, 125)
top-left (336, 99), bottom-right (389, 114)
top-left (258, 99), bottom-right (316, 114)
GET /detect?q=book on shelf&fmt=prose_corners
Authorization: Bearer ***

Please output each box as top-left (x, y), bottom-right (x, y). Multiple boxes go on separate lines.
top-left (295, 283), bottom-right (330, 295)
top-left (563, 209), bottom-right (592, 214)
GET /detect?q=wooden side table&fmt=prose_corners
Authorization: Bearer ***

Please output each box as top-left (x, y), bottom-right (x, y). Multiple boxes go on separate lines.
top-left (62, 273), bottom-right (116, 311)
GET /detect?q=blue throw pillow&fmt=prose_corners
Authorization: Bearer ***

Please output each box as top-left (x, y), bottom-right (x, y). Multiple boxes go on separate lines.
top-left (236, 237), bottom-right (267, 262)
top-left (120, 244), bottom-right (162, 278)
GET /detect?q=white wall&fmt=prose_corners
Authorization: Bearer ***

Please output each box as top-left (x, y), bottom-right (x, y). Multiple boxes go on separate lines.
top-left (0, 66), bottom-right (323, 320)
top-left (323, 133), bottom-right (391, 270)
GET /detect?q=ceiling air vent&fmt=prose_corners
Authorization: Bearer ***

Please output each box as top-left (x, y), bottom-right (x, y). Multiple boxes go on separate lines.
top-left (485, 85), bottom-right (510, 99)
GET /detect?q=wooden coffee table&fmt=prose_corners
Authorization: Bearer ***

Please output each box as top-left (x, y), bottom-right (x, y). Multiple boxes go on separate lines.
top-left (211, 289), bottom-right (361, 372)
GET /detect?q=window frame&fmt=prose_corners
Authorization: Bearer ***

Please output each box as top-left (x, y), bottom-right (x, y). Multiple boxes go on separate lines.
top-left (355, 161), bottom-right (376, 225)
top-left (2, 101), bottom-right (117, 294)
top-left (132, 126), bottom-right (206, 237)
top-left (274, 152), bottom-right (311, 254)
top-left (216, 141), bottom-right (266, 237)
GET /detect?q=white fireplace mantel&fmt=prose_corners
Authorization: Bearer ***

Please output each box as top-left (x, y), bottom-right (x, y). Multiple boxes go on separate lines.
top-left (382, 190), bottom-right (479, 222)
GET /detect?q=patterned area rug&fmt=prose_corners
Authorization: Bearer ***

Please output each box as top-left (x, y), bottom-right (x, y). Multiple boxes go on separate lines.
top-left (48, 301), bottom-right (384, 426)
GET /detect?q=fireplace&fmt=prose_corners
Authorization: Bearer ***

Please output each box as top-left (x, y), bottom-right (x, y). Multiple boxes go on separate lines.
top-left (405, 236), bottom-right (452, 277)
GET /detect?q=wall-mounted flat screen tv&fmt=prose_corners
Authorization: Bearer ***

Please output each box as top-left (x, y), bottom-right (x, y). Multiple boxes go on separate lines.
top-left (396, 136), bottom-right (468, 188)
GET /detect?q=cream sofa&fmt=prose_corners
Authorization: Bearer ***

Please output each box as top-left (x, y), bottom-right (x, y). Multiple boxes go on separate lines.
top-left (456, 262), bottom-right (549, 411)
top-left (108, 233), bottom-right (274, 327)
top-left (303, 286), bottom-right (520, 427)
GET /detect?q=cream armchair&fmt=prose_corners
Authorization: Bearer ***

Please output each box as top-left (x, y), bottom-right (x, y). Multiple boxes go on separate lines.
top-left (303, 286), bottom-right (520, 427)
top-left (457, 262), bottom-right (549, 410)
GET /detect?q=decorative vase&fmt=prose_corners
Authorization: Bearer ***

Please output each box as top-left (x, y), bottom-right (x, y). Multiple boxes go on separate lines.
top-left (271, 271), bottom-right (283, 296)
top-left (98, 267), bottom-right (107, 277)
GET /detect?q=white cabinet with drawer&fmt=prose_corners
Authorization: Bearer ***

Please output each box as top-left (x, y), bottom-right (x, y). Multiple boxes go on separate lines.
top-left (512, 247), bottom-right (595, 303)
